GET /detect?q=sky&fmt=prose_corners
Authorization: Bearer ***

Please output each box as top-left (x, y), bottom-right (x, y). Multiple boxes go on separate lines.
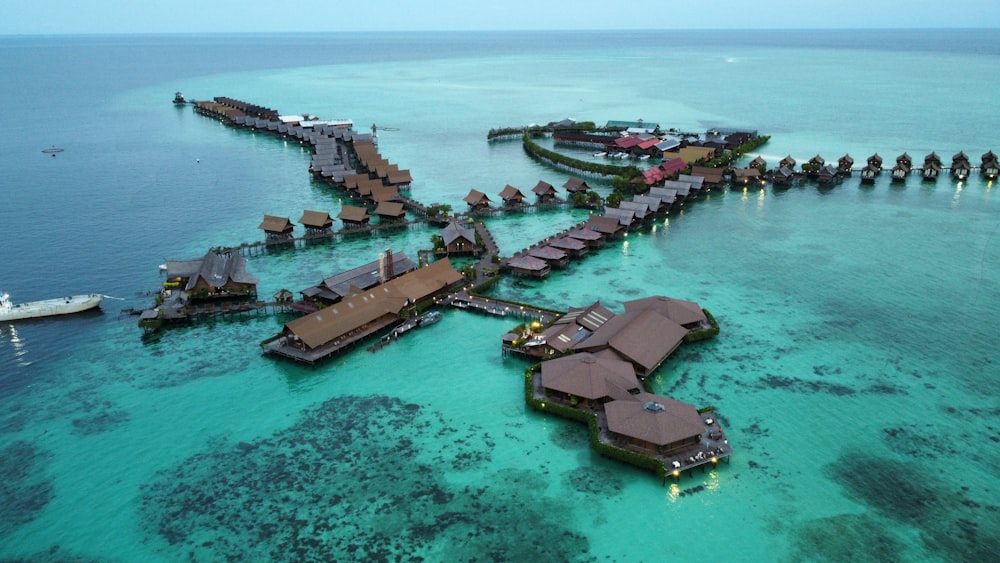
top-left (1, 0), bottom-right (998, 34)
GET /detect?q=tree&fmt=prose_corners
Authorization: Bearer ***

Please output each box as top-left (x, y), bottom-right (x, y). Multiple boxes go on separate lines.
top-left (605, 190), bottom-right (623, 208)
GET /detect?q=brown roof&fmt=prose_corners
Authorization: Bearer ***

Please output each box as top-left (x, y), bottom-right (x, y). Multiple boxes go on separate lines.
top-left (441, 220), bottom-right (476, 246)
top-left (623, 296), bottom-right (706, 327)
top-left (563, 177), bottom-right (589, 193)
top-left (373, 161), bottom-right (397, 178)
top-left (506, 255), bottom-right (549, 272)
top-left (258, 215), bottom-right (294, 233)
top-left (604, 393), bottom-right (704, 446)
top-left (342, 174), bottom-right (367, 190)
top-left (298, 210), bottom-right (333, 229)
top-left (567, 228), bottom-right (603, 241)
top-left (586, 215), bottom-right (624, 235)
top-left (357, 177), bottom-right (384, 197)
top-left (499, 184), bottom-right (525, 201)
top-left (548, 236), bottom-right (586, 251)
top-left (464, 189), bottom-right (491, 205)
top-left (373, 201), bottom-right (405, 218)
top-left (371, 185), bottom-right (400, 203)
top-left (387, 169), bottom-right (413, 185)
top-left (338, 205), bottom-right (370, 223)
top-left (532, 181), bottom-right (557, 196)
top-left (285, 259), bottom-right (462, 350)
top-left (540, 353), bottom-right (640, 400)
top-left (528, 246), bottom-right (568, 261)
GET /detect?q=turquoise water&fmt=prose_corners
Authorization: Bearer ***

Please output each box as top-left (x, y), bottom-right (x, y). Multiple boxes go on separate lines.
top-left (1, 31), bottom-right (998, 561)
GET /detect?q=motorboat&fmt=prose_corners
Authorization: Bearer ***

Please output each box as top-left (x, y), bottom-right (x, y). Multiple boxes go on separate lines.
top-left (0, 292), bottom-right (102, 322)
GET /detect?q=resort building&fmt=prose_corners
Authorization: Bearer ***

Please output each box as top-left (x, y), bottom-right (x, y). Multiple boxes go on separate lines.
top-left (527, 245), bottom-right (570, 268)
top-left (300, 251), bottom-right (416, 306)
top-left (604, 394), bottom-right (706, 454)
top-left (338, 205), bottom-right (371, 229)
top-left (535, 296), bottom-right (709, 377)
top-left (498, 184), bottom-right (527, 207)
top-left (506, 255), bottom-right (551, 278)
top-left (258, 215), bottom-right (295, 239)
top-left (374, 201), bottom-right (406, 223)
top-left (688, 166), bottom-right (724, 187)
top-left (563, 177), bottom-right (590, 194)
top-left (440, 220), bottom-right (478, 256)
top-left (164, 249), bottom-right (259, 301)
top-left (298, 210), bottom-right (334, 233)
top-left (837, 154), bottom-right (855, 174)
top-left (464, 189), bottom-right (493, 212)
top-left (532, 181), bottom-right (559, 203)
top-left (264, 259), bottom-right (463, 364)
top-left (539, 353), bottom-right (640, 409)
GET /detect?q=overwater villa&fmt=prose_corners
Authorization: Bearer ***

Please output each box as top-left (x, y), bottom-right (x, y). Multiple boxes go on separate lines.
top-left (298, 210), bottom-right (334, 234)
top-left (498, 184), bottom-right (527, 207)
top-left (779, 155), bottom-right (796, 170)
top-left (440, 219), bottom-right (479, 256)
top-left (952, 151), bottom-right (971, 180)
top-left (338, 205), bottom-right (371, 229)
top-left (772, 166), bottom-right (795, 185)
top-left (867, 153), bottom-right (884, 170)
top-left (837, 154), bottom-right (854, 174)
top-left (527, 245), bottom-right (570, 268)
top-left (923, 152), bottom-right (943, 180)
top-left (464, 189), bottom-right (493, 213)
top-left (892, 153), bottom-right (912, 182)
top-left (258, 215), bottom-right (295, 239)
top-left (505, 255), bottom-right (551, 278)
top-left (981, 150), bottom-right (999, 179)
top-left (531, 180), bottom-right (559, 203)
top-left (373, 201), bottom-right (406, 223)
top-left (563, 177), bottom-right (590, 194)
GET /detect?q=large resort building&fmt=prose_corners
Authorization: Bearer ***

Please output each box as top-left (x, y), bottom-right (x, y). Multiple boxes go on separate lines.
top-left (521, 295), bottom-right (728, 477)
top-left (262, 259), bottom-right (464, 364)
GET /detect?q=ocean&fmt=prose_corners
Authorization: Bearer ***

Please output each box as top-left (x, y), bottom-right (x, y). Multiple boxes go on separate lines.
top-left (0, 30), bottom-right (998, 561)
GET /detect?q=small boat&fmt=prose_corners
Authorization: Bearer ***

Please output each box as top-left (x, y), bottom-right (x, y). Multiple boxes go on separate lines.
top-left (593, 151), bottom-right (607, 158)
top-left (41, 145), bottom-right (64, 154)
top-left (637, 154), bottom-right (651, 160)
top-left (173, 91), bottom-right (186, 104)
top-left (416, 311), bottom-right (442, 326)
top-left (0, 292), bottom-right (102, 322)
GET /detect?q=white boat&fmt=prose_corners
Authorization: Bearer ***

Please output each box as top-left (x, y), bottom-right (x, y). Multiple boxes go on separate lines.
top-left (0, 292), bottom-right (102, 322)
top-left (593, 151), bottom-right (607, 158)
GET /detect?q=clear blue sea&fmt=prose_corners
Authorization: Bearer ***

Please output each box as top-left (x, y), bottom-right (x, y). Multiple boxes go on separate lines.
top-left (1, 30), bottom-right (998, 561)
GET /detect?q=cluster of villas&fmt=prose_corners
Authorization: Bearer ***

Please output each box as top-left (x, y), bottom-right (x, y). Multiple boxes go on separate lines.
top-left (512, 296), bottom-right (729, 476)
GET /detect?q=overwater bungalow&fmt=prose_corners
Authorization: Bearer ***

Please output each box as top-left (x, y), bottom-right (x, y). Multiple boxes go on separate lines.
top-left (837, 154), bottom-right (854, 174)
top-left (632, 195), bottom-right (666, 215)
top-left (506, 255), bottom-right (551, 278)
top-left (440, 220), bottom-right (478, 255)
top-left (952, 151), bottom-right (971, 180)
top-left (807, 154), bottom-right (825, 169)
top-left (338, 205), bottom-right (371, 229)
top-left (688, 166), bottom-right (724, 188)
top-left (585, 215), bottom-right (626, 238)
top-left (891, 162), bottom-right (911, 182)
top-left (748, 156), bottom-right (767, 171)
top-left (662, 180), bottom-right (693, 201)
top-left (860, 164), bottom-right (880, 183)
top-left (732, 168), bottom-right (762, 186)
top-left (772, 166), bottom-right (795, 185)
top-left (779, 155), bottom-right (796, 170)
top-left (677, 174), bottom-right (706, 195)
top-left (371, 185), bottom-right (401, 204)
top-left (539, 353), bottom-right (640, 409)
top-left (463, 189), bottom-right (493, 213)
top-left (603, 208), bottom-right (638, 230)
top-left (528, 245), bottom-right (570, 268)
top-left (816, 165), bottom-right (839, 184)
top-left (567, 227), bottom-right (605, 248)
top-left (896, 152), bottom-right (913, 168)
top-left (498, 184), bottom-right (527, 207)
top-left (532, 181), bottom-right (559, 203)
top-left (258, 215), bottom-right (295, 239)
top-left (386, 168), bottom-right (413, 189)
top-left (548, 236), bottom-right (589, 258)
top-left (374, 201), bottom-right (406, 223)
top-left (922, 152), bottom-right (942, 180)
top-left (647, 187), bottom-right (678, 208)
top-left (981, 150), bottom-right (999, 179)
top-left (563, 177), bottom-right (590, 194)
top-left (298, 210), bottom-right (334, 234)
top-left (867, 153), bottom-right (884, 170)
top-left (618, 201), bottom-right (651, 224)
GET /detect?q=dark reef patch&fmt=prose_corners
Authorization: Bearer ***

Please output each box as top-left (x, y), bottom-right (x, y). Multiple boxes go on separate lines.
top-left (756, 374), bottom-right (855, 396)
top-left (0, 441), bottom-right (55, 538)
top-left (822, 452), bottom-right (1000, 561)
top-left (560, 466), bottom-right (624, 497)
top-left (140, 395), bottom-right (594, 562)
top-left (71, 408), bottom-right (129, 436)
top-left (788, 513), bottom-right (910, 563)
